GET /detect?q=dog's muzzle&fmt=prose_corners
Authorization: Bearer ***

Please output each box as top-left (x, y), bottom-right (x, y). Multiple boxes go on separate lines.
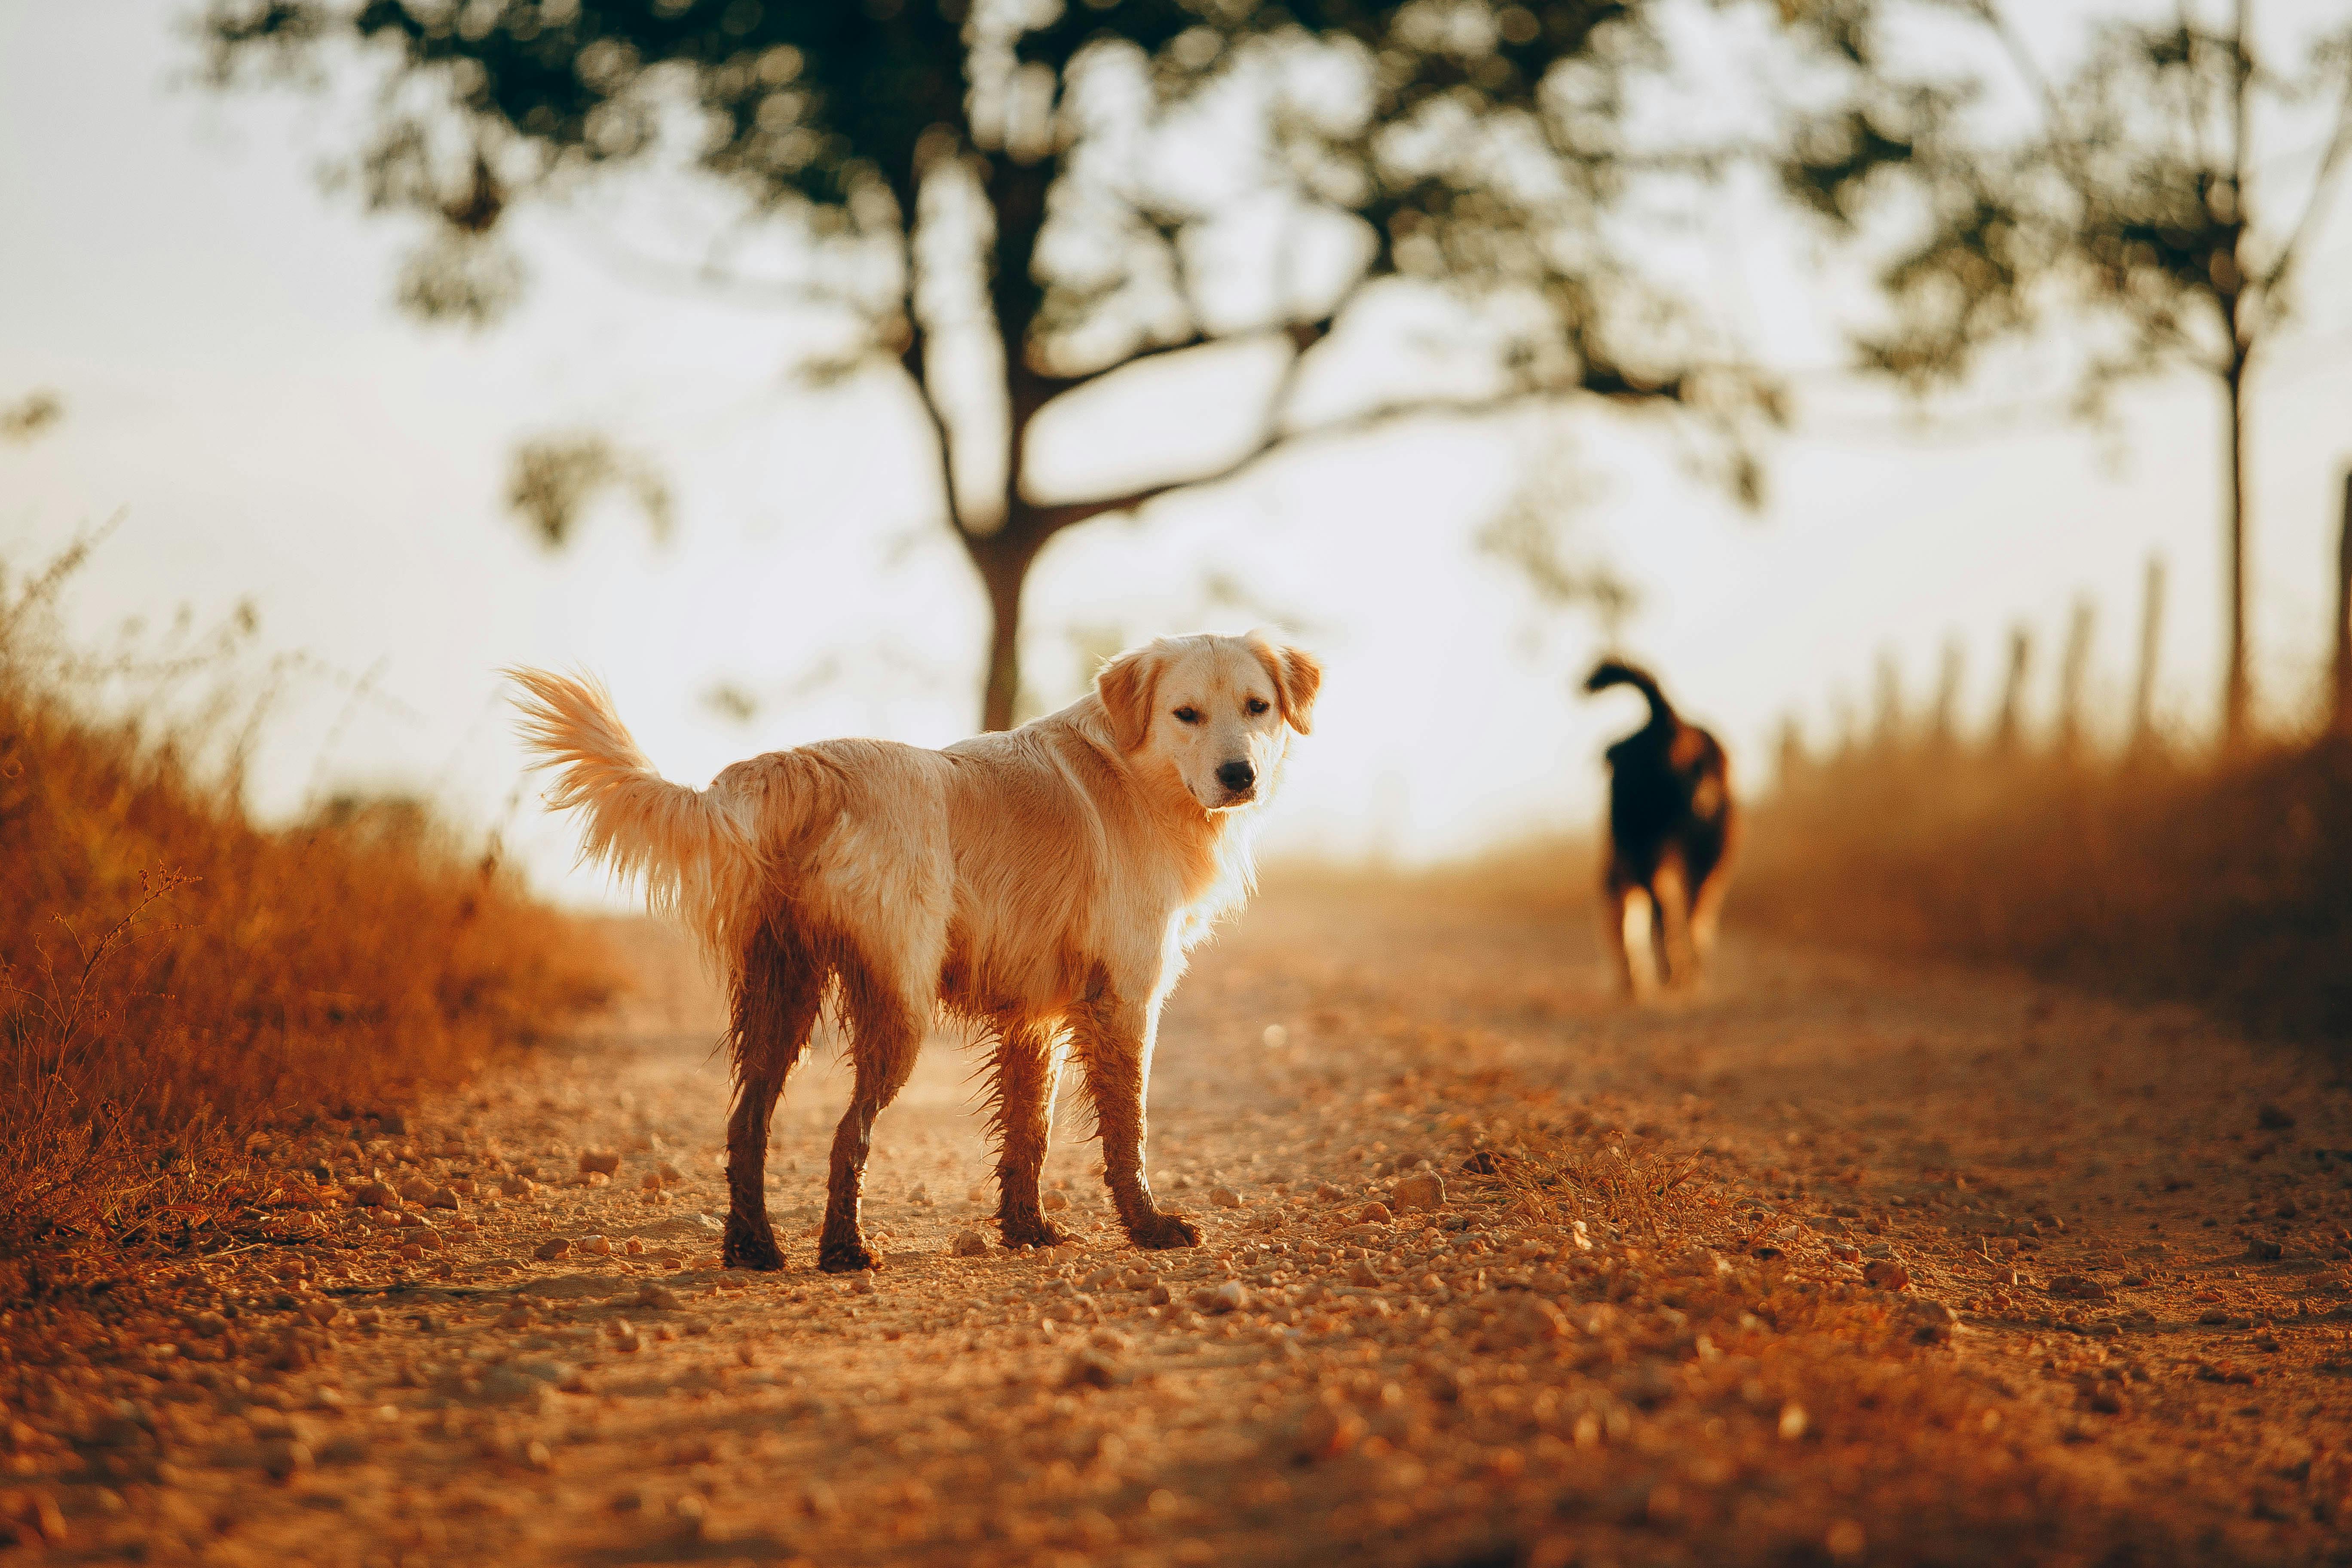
top-left (1213, 759), bottom-right (1257, 806)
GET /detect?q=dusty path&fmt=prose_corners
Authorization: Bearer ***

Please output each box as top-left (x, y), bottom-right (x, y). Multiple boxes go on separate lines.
top-left (8, 877), bottom-right (2352, 1567)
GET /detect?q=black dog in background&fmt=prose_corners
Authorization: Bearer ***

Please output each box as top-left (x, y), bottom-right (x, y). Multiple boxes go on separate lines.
top-left (1583, 659), bottom-right (1738, 996)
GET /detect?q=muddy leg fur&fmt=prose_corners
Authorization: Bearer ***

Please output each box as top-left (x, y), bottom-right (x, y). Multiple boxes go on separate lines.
top-left (722, 926), bottom-right (821, 1271)
top-left (989, 1023), bottom-right (1067, 1250)
top-left (817, 984), bottom-right (923, 1274)
top-left (1072, 995), bottom-right (1199, 1251)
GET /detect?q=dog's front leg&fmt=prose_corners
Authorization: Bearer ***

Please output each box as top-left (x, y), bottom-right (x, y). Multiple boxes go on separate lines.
top-left (1074, 997), bottom-right (1199, 1251)
top-left (989, 1023), bottom-right (1067, 1250)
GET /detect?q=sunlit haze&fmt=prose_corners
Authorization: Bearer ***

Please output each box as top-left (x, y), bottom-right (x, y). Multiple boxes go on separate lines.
top-left (6, 1), bottom-right (2349, 907)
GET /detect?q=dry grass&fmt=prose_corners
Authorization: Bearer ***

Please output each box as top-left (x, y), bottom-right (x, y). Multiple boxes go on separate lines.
top-left (0, 541), bottom-right (616, 1274)
top-left (1736, 727), bottom-right (2352, 1041)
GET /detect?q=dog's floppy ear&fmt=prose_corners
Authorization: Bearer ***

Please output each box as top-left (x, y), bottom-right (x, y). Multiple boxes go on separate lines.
top-left (1095, 644), bottom-right (1161, 752)
top-left (1247, 633), bottom-right (1322, 736)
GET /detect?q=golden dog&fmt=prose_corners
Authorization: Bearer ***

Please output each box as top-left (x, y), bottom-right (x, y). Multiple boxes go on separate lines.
top-left (509, 633), bottom-right (1319, 1271)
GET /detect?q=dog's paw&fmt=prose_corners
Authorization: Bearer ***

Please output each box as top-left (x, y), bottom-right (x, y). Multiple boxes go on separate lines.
top-left (721, 1219), bottom-right (786, 1272)
top-left (817, 1237), bottom-right (882, 1274)
top-left (1128, 1210), bottom-right (1201, 1250)
top-left (997, 1211), bottom-right (1068, 1250)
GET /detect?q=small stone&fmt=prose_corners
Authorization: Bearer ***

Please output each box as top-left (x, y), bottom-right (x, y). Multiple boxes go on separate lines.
top-left (1043, 1191), bottom-right (1070, 1212)
top-left (1778, 1403), bottom-right (1808, 1440)
top-left (1062, 1350), bottom-right (1121, 1389)
top-left (1209, 1185), bottom-right (1242, 1209)
top-left (1194, 1280), bottom-right (1248, 1315)
top-left (624, 1237), bottom-right (644, 1256)
top-left (580, 1151), bottom-right (622, 1176)
top-left (656, 1161), bottom-right (684, 1186)
top-left (1356, 1202), bottom-right (1393, 1225)
top-left (2257, 1104), bottom-right (2295, 1130)
top-left (1391, 1174), bottom-right (1446, 1213)
top-left (2247, 1238), bottom-right (2285, 1262)
top-left (640, 1171), bottom-right (663, 1191)
top-left (261, 1439), bottom-right (314, 1481)
top-left (636, 1284), bottom-right (683, 1310)
top-left (2048, 1274), bottom-right (2110, 1301)
top-left (580, 1235), bottom-right (612, 1257)
top-left (351, 1182), bottom-right (398, 1210)
top-left (1348, 1260), bottom-right (1381, 1287)
top-left (951, 1229), bottom-right (989, 1259)
top-left (535, 1237), bottom-right (571, 1262)
top-left (1862, 1259), bottom-right (1911, 1292)
top-left (426, 1187), bottom-right (461, 1211)
top-left (1297, 1401), bottom-right (1365, 1461)
top-left (1316, 1183), bottom-right (1347, 1203)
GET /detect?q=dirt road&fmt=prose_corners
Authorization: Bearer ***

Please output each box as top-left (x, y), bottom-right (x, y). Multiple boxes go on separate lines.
top-left (9, 876), bottom-right (2352, 1566)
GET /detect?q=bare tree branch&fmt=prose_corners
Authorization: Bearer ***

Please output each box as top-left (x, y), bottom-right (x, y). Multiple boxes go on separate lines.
top-left (2259, 57), bottom-right (2352, 297)
top-left (900, 322), bottom-right (971, 545)
top-left (554, 209), bottom-right (868, 315)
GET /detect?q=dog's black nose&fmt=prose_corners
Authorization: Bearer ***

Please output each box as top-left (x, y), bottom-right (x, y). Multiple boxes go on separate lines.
top-left (1216, 760), bottom-right (1256, 793)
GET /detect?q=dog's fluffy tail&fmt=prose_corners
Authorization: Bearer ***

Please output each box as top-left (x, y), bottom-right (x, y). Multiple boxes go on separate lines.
top-left (506, 668), bottom-right (763, 956)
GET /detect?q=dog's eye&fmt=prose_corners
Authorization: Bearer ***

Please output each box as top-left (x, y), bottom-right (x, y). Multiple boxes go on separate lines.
top-left (1173, 706), bottom-right (1202, 725)
top-left (1245, 698), bottom-right (1270, 717)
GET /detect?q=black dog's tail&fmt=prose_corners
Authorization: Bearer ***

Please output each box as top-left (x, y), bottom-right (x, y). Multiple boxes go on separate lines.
top-left (1583, 658), bottom-right (1675, 727)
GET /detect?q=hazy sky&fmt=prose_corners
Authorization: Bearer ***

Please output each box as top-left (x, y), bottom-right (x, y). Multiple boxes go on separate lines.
top-left (6, 1), bottom-right (2350, 906)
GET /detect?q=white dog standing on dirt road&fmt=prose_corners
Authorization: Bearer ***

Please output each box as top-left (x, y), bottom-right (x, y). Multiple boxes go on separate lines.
top-left (508, 632), bottom-right (1320, 1274)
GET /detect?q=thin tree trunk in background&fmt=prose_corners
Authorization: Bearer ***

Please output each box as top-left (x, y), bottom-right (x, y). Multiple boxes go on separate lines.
top-left (2223, 361), bottom-right (2251, 745)
top-left (2133, 553), bottom-right (2167, 750)
top-left (2334, 472), bottom-right (2352, 734)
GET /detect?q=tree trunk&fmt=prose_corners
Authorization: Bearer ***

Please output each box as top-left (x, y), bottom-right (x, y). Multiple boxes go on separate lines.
top-left (968, 523), bottom-right (1047, 734)
top-left (2220, 359), bottom-right (2252, 747)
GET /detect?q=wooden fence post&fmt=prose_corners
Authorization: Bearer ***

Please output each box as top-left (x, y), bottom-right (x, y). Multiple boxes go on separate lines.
top-left (2057, 596), bottom-right (2095, 758)
top-left (1995, 625), bottom-right (2033, 753)
top-left (2132, 554), bottom-right (2166, 751)
top-left (1930, 635), bottom-right (1963, 747)
top-left (2334, 472), bottom-right (2352, 734)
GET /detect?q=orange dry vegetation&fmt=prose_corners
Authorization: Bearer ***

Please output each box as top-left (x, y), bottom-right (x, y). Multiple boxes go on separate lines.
top-left (0, 547), bottom-right (615, 1266)
top-left (1737, 730), bottom-right (2352, 1040)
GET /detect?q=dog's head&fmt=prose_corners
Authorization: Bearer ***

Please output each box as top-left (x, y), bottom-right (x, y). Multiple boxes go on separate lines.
top-left (1096, 632), bottom-right (1320, 812)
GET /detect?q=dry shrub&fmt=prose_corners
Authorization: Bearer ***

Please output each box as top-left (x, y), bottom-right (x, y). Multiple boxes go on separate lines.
top-left (1738, 731), bottom-right (2352, 1040)
top-left (0, 542), bottom-right (615, 1265)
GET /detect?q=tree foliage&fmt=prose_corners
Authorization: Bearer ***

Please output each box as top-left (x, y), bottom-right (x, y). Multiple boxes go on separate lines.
top-left (1778, 0), bottom-right (2352, 739)
top-left (203, 0), bottom-right (1800, 725)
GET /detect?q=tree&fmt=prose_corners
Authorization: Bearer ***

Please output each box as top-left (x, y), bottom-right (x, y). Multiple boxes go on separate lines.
top-left (1781, 0), bottom-right (2352, 745)
top-left (202, 0), bottom-right (1795, 730)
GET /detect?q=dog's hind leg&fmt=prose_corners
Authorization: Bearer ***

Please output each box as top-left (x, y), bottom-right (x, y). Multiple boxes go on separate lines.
top-left (1072, 994), bottom-right (1199, 1252)
top-left (1653, 853), bottom-right (1697, 989)
top-left (1610, 882), bottom-right (1660, 1000)
top-left (817, 971), bottom-right (924, 1274)
top-left (722, 924), bottom-right (821, 1271)
top-left (1689, 864), bottom-right (1732, 979)
top-left (988, 1021), bottom-right (1067, 1250)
